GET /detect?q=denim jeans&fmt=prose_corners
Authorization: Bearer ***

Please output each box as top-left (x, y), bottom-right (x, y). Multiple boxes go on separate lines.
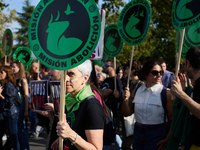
top-left (29, 110), bottom-right (38, 132)
top-left (18, 98), bottom-right (29, 150)
top-left (103, 134), bottom-right (122, 150)
top-left (103, 145), bottom-right (110, 150)
top-left (133, 123), bottom-right (167, 150)
top-left (0, 107), bottom-right (20, 150)
top-left (113, 118), bottom-right (122, 150)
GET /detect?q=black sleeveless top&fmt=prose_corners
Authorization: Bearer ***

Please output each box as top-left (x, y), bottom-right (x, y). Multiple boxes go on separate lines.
top-left (16, 79), bottom-right (24, 96)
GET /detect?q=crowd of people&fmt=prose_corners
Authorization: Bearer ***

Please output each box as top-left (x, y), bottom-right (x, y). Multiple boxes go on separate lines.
top-left (0, 46), bottom-right (200, 150)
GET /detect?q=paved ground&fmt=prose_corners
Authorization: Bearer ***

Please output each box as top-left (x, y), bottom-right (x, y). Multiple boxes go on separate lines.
top-left (2, 130), bottom-right (47, 150)
top-left (3, 130), bottom-right (118, 150)
top-left (29, 131), bottom-right (47, 150)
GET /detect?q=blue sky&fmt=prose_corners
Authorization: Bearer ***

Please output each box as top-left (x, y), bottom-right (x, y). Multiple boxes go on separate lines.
top-left (4, 0), bottom-right (40, 32)
top-left (5, 0), bottom-right (104, 33)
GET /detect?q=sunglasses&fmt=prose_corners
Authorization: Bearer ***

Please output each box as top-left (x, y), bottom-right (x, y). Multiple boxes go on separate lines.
top-left (105, 64), bottom-right (110, 68)
top-left (151, 70), bottom-right (163, 76)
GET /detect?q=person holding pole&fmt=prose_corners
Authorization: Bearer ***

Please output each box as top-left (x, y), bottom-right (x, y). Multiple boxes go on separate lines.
top-left (170, 47), bottom-right (200, 150)
top-left (51, 60), bottom-right (105, 150)
top-left (102, 59), bottom-right (122, 126)
top-left (122, 60), bottom-right (143, 150)
top-left (46, 69), bottom-right (61, 150)
top-left (101, 59), bottom-right (122, 149)
top-left (122, 60), bottom-right (174, 150)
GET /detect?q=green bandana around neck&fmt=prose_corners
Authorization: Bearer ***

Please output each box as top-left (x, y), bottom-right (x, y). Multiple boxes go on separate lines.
top-left (65, 84), bottom-right (94, 112)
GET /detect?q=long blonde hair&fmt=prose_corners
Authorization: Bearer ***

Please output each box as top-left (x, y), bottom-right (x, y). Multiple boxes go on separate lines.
top-left (12, 61), bottom-right (26, 86)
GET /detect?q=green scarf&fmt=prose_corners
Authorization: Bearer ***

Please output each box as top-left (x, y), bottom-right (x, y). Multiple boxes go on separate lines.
top-left (65, 84), bottom-right (95, 112)
top-left (166, 84), bottom-right (193, 150)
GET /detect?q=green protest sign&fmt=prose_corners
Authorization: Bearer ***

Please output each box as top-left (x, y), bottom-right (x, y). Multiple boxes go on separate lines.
top-left (2, 29), bottom-right (13, 56)
top-left (172, 0), bottom-right (200, 29)
top-left (93, 53), bottom-right (108, 67)
top-left (118, 0), bottom-right (151, 46)
top-left (13, 47), bottom-right (33, 66)
top-left (185, 22), bottom-right (200, 46)
top-left (104, 24), bottom-right (123, 58)
top-left (176, 30), bottom-right (191, 59)
top-left (28, 0), bottom-right (101, 70)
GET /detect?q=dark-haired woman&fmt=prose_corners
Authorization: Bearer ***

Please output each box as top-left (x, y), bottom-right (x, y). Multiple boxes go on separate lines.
top-left (0, 66), bottom-right (20, 150)
top-left (122, 60), bottom-right (174, 150)
top-left (12, 61), bottom-right (29, 150)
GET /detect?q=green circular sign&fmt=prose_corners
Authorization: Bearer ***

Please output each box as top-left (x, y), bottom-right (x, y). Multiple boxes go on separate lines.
top-left (28, 0), bottom-right (101, 70)
top-left (2, 29), bottom-right (13, 56)
top-left (185, 22), bottom-right (200, 46)
top-left (172, 0), bottom-right (200, 29)
top-left (117, 0), bottom-right (151, 46)
top-left (104, 24), bottom-right (123, 58)
top-left (176, 30), bottom-right (191, 59)
top-left (13, 47), bottom-right (33, 66)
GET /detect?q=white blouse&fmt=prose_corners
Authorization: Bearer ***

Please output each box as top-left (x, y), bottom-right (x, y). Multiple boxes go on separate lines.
top-left (132, 83), bottom-right (165, 125)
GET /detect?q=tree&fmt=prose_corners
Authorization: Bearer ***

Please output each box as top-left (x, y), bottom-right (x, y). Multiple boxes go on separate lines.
top-left (0, 0), bottom-right (8, 11)
top-left (104, 0), bottom-right (176, 70)
top-left (0, 0), bottom-right (16, 57)
top-left (148, 0), bottom-right (176, 70)
top-left (0, 0), bottom-right (16, 39)
top-left (102, 0), bottom-right (126, 18)
top-left (0, 9), bottom-right (16, 38)
top-left (15, 0), bottom-right (34, 47)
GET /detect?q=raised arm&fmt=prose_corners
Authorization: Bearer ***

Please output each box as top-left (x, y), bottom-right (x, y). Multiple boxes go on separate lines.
top-left (122, 87), bottom-right (134, 117)
top-left (171, 77), bottom-right (200, 119)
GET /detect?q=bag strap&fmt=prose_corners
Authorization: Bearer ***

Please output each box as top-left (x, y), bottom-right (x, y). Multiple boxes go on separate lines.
top-left (134, 81), bottom-right (141, 95)
top-left (161, 86), bottom-right (169, 123)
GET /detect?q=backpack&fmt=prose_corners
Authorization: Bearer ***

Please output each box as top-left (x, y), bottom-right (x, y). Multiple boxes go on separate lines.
top-left (103, 106), bottom-right (116, 145)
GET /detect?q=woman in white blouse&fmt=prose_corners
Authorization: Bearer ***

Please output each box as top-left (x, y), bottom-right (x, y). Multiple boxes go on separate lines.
top-left (122, 60), bottom-right (174, 150)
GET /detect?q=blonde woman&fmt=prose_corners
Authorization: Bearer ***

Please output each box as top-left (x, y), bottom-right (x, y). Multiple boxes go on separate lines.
top-left (12, 61), bottom-right (29, 150)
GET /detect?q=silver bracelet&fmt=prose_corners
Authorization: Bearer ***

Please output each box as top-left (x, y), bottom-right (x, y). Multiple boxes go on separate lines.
top-left (71, 133), bottom-right (77, 146)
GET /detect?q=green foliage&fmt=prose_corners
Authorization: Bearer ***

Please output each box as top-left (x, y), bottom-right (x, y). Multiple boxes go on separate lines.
top-left (102, 0), bottom-right (126, 18)
top-left (102, 0), bottom-right (176, 70)
top-left (0, 0), bottom-right (9, 11)
top-left (15, 0), bottom-right (34, 47)
top-left (0, 0), bottom-right (16, 41)
top-left (148, 0), bottom-right (176, 70)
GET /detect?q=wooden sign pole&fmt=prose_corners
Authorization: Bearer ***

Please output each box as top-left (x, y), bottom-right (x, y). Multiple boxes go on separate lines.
top-left (125, 46), bottom-right (135, 101)
top-left (175, 28), bottom-right (185, 78)
top-left (5, 56), bottom-right (7, 65)
top-left (127, 46), bottom-right (135, 88)
top-left (59, 70), bottom-right (66, 150)
top-left (114, 57), bottom-right (117, 90)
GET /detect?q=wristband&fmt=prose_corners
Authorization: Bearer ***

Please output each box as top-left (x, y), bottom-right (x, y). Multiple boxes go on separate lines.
top-left (71, 133), bottom-right (77, 146)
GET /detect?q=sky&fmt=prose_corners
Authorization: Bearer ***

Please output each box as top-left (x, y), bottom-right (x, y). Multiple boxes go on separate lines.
top-left (4, 0), bottom-right (40, 32)
top-left (4, 0), bottom-right (104, 35)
